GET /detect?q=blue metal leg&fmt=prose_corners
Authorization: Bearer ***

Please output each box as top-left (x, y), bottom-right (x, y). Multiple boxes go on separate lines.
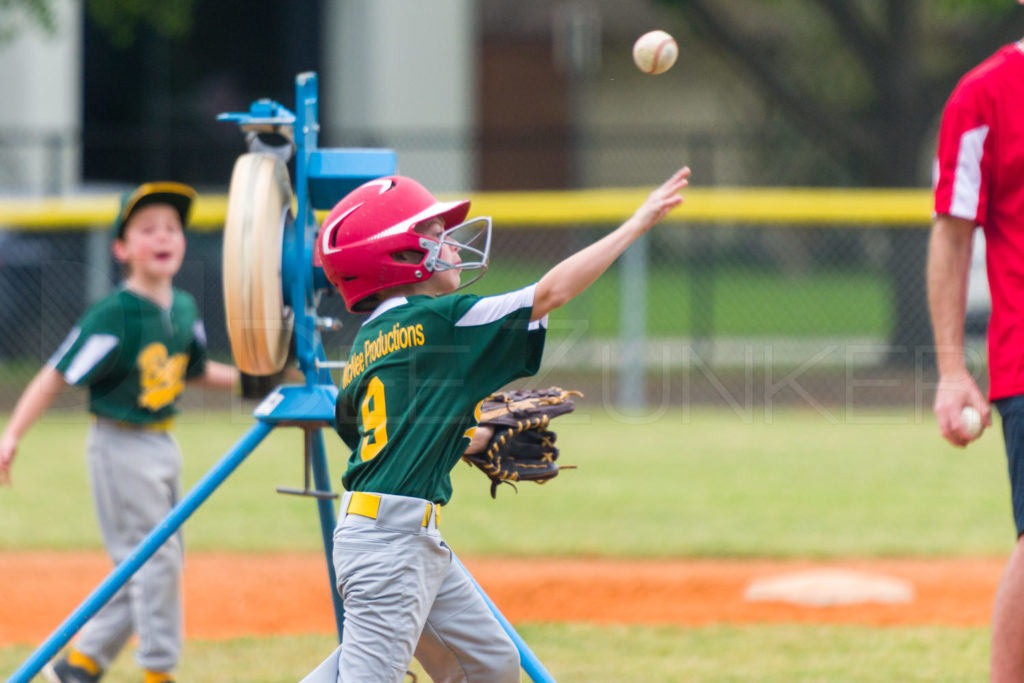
top-left (7, 421), bottom-right (274, 683)
top-left (451, 553), bottom-right (557, 683)
top-left (307, 427), bottom-right (344, 640)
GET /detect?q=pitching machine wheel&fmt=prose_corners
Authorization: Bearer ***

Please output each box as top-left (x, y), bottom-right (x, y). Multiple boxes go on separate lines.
top-left (223, 153), bottom-right (295, 375)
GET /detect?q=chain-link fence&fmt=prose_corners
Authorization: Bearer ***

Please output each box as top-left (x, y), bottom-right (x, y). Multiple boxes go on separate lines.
top-left (0, 128), bottom-right (988, 415)
top-left (0, 219), bottom-right (986, 416)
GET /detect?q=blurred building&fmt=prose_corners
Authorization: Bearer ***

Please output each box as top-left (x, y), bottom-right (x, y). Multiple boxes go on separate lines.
top-left (0, 0), bottom-right (987, 409)
top-left (0, 0), bottom-right (763, 195)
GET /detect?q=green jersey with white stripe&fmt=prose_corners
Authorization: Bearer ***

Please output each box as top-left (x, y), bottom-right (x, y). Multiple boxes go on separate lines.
top-left (50, 287), bottom-right (208, 424)
top-left (336, 285), bottom-right (547, 504)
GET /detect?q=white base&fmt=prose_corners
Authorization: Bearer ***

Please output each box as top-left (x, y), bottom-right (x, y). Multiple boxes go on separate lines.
top-left (744, 568), bottom-right (914, 607)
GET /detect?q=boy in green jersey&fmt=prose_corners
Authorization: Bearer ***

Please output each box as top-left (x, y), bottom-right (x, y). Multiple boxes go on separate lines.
top-left (0, 182), bottom-right (239, 683)
top-left (307, 168), bottom-right (690, 682)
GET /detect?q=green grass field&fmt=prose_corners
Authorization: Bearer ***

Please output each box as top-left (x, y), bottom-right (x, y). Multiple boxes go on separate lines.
top-left (0, 407), bottom-right (1009, 681)
top-left (466, 264), bottom-right (892, 338)
top-left (0, 625), bottom-right (991, 682)
top-left (1, 408), bottom-right (1011, 556)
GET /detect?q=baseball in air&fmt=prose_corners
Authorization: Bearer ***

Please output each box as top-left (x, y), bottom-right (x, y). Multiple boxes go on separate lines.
top-left (633, 30), bottom-right (678, 75)
top-left (961, 405), bottom-right (983, 440)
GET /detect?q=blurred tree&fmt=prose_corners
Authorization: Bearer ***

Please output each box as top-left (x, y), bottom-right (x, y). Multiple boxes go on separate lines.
top-left (658, 0), bottom-right (1024, 360)
top-left (0, 0), bottom-right (55, 42)
top-left (0, 0), bottom-right (194, 46)
top-left (85, 0), bottom-right (195, 47)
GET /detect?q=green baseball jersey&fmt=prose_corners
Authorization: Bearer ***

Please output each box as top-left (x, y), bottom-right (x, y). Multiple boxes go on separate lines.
top-left (336, 285), bottom-right (547, 504)
top-left (50, 287), bottom-right (208, 423)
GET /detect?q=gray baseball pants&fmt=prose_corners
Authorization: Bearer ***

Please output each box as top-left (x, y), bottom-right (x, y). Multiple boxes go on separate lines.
top-left (75, 419), bottom-right (183, 673)
top-left (302, 491), bottom-right (519, 683)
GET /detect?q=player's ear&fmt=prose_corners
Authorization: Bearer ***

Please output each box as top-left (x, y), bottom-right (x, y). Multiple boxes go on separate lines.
top-left (110, 239), bottom-right (134, 277)
top-left (111, 238), bottom-right (129, 263)
top-left (391, 249), bottom-right (422, 264)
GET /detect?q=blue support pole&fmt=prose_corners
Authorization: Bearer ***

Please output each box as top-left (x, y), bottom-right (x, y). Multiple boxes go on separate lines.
top-left (7, 421), bottom-right (274, 683)
top-left (307, 427), bottom-right (344, 639)
top-left (291, 72), bottom-right (319, 383)
top-left (451, 554), bottom-right (557, 683)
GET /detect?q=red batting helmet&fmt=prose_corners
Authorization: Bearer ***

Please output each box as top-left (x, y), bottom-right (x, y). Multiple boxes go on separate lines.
top-left (315, 176), bottom-right (490, 312)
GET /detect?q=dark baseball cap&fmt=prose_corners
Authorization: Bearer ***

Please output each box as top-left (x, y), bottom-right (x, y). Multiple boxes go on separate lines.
top-left (112, 181), bottom-right (196, 240)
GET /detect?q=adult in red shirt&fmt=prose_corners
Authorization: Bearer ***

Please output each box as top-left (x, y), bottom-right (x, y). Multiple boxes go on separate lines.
top-left (929, 19), bottom-right (1024, 682)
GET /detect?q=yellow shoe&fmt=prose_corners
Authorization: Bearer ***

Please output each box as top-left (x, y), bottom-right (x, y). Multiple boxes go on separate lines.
top-left (42, 650), bottom-right (103, 683)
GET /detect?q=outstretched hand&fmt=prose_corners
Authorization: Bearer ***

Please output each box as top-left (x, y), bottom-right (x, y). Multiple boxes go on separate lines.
top-left (633, 166), bottom-right (690, 231)
top-left (531, 165), bottom-right (692, 322)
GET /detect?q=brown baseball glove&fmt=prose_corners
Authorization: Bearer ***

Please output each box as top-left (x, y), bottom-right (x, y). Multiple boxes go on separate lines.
top-left (462, 387), bottom-right (582, 498)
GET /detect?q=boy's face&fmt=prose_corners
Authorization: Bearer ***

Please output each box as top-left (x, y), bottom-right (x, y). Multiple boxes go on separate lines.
top-left (415, 217), bottom-right (462, 294)
top-left (112, 204), bottom-right (186, 280)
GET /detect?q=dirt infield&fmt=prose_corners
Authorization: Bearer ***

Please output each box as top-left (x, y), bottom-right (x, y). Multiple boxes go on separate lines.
top-left (0, 552), bottom-right (1005, 645)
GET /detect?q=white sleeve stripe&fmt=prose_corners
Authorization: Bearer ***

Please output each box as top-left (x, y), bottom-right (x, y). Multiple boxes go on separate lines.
top-left (64, 334), bottom-right (119, 384)
top-left (192, 320), bottom-right (207, 346)
top-left (47, 327), bottom-right (81, 369)
top-left (950, 125), bottom-right (989, 221)
top-left (455, 284), bottom-right (536, 327)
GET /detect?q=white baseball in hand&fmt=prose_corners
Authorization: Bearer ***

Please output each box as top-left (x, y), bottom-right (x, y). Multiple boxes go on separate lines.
top-left (961, 405), bottom-right (983, 440)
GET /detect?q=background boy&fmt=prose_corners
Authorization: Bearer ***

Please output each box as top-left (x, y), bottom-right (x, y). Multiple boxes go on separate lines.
top-left (0, 182), bottom-right (239, 683)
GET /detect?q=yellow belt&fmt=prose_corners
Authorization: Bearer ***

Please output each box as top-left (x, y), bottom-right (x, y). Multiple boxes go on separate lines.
top-left (98, 417), bottom-right (174, 433)
top-left (346, 491), bottom-right (441, 528)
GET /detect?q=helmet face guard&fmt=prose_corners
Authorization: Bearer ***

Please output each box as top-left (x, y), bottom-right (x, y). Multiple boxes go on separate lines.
top-left (418, 216), bottom-right (492, 291)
